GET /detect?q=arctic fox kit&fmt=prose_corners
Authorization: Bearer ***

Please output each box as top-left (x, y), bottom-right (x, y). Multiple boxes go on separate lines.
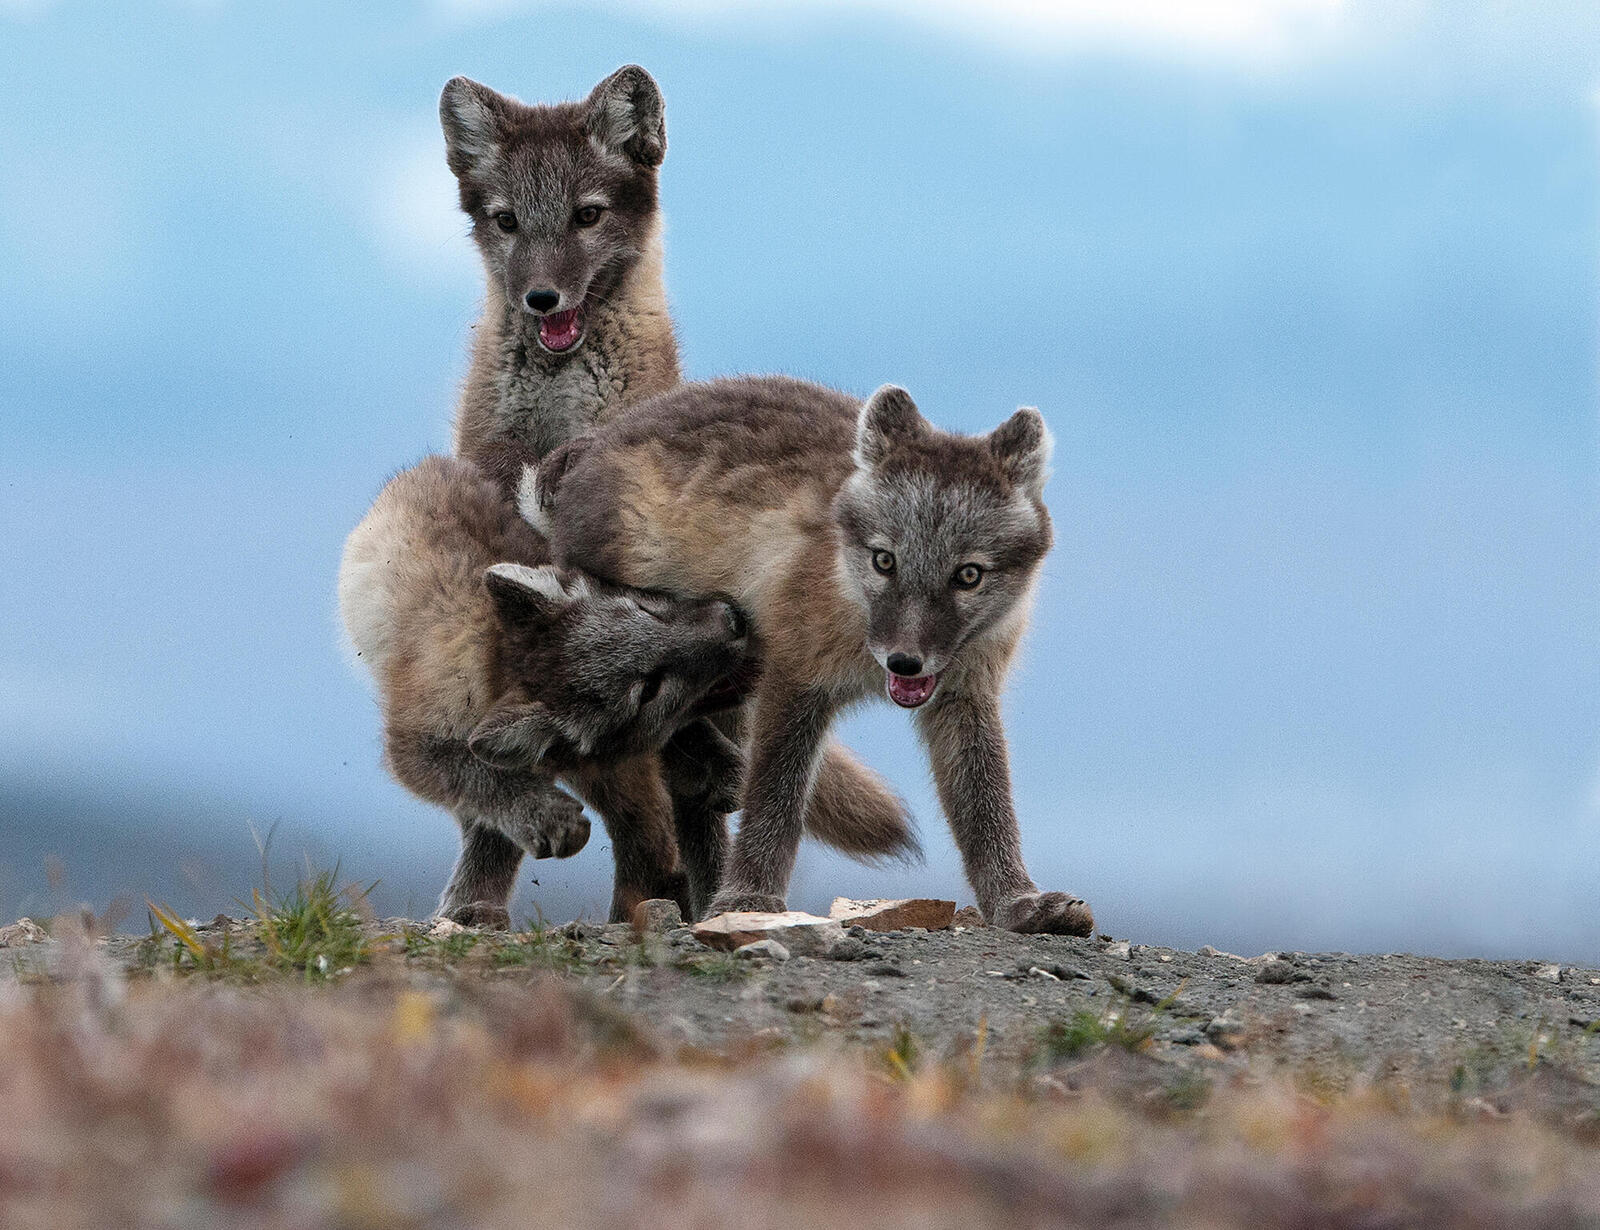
top-left (340, 455), bottom-right (751, 926)
top-left (440, 66), bottom-right (680, 497)
top-left (531, 377), bottom-right (1095, 935)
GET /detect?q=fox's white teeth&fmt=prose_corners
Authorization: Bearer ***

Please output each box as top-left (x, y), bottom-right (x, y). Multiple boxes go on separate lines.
top-left (886, 672), bottom-right (938, 708)
top-left (537, 308), bottom-right (584, 353)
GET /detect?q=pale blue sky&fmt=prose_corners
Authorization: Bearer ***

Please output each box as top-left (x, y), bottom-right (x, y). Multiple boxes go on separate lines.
top-left (2, 2), bottom-right (1596, 959)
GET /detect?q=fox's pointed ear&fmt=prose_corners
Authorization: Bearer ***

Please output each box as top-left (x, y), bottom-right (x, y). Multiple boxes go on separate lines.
top-left (440, 76), bottom-right (507, 179)
top-left (989, 406), bottom-right (1053, 500)
top-left (469, 701), bottom-right (559, 769)
top-left (484, 563), bottom-right (589, 623)
top-left (585, 64), bottom-right (665, 167)
top-left (855, 385), bottom-right (928, 469)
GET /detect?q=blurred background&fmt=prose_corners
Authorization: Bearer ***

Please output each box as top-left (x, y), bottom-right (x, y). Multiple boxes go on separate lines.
top-left (2, 1), bottom-right (1596, 960)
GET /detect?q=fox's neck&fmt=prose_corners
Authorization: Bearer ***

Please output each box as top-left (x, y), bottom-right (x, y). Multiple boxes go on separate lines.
top-left (454, 228), bottom-right (680, 496)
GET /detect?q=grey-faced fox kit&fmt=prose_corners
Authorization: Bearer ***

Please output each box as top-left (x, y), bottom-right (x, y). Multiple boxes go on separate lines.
top-left (529, 377), bottom-right (1095, 935)
top-left (440, 66), bottom-right (680, 498)
top-left (339, 455), bottom-right (752, 926)
top-left (434, 68), bottom-right (917, 894)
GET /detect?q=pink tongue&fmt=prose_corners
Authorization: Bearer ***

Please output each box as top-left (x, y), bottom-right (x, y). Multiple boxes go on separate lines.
top-left (886, 673), bottom-right (937, 708)
top-left (538, 309), bottom-right (582, 351)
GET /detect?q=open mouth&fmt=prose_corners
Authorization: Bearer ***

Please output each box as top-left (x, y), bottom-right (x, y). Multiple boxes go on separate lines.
top-left (536, 307), bottom-right (585, 353)
top-left (886, 671), bottom-right (939, 709)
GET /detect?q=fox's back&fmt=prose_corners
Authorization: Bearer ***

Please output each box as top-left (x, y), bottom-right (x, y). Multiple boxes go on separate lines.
top-left (542, 376), bottom-right (862, 603)
top-left (340, 456), bottom-right (549, 730)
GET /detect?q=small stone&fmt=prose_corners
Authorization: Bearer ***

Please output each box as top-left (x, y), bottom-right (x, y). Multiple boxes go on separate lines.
top-left (1169, 1027), bottom-right (1206, 1045)
top-left (692, 911), bottom-right (847, 957)
top-left (631, 899), bottom-right (683, 933)
top-left (827, 938), bottom-right (867, 962)
top-left (1205, 1013), bottom-right (1247, 1050)
top-left (867, 962), bottom-right (908, 978)
top-left (785, 992), bottom-right (826, 1013)
top-left (1297, 986), bottom-right (1337, 1001)
top-left (1256, 958), bottom-right (1299, 985)
top-left (556, 921), bottom-right (593, 940)
top-left (1532, 963), bottom-right (1562, 984)
top-left (427, 917), bottom-right (469, 939)
top-left (734, 939), bottom-right (790, 962)
top-left (1016, 958), bottom-right (1090, 982)
top-left (1104, 941), bottom-right (1132, 960)
top-left (827, 897), bottom-right (957, 931)
top-left (1198, 945), bottom-right (1248, 961)
top-left (0, 918), bottom-right (47, 947)
top-left (951, 905), bottom-right (986, 928)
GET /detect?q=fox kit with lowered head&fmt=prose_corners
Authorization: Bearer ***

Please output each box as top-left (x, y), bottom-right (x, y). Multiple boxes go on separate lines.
top-left (340, 455), bottom-right (752, 925)
top-left (440, 66), bottom-right (680, 497)
top-left (531, 377), bottom-right (1094, 935)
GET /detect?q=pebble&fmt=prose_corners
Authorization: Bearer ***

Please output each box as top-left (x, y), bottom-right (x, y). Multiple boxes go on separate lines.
top-left (734, 939), bottom-right (791, 962)
top-left (1255, 959), bottom-right (1302, 985)
top-left (631, 899), bottom-right (683, 933)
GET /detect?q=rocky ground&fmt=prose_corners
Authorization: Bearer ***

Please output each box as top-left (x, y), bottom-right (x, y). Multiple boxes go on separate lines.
top-left (2, 902), bottom-right (1599, 1227)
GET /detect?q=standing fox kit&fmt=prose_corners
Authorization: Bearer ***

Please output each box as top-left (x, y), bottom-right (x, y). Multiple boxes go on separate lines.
top-left (531, 377), bottom-right (1095, 935)
top-left (441, 66), bottom-right (679, 496)
top-left (340, 455), bottom-right (751, 926)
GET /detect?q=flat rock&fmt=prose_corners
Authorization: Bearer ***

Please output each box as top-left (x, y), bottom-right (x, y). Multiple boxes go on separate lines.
top-left (692, 911), bottom-right (846, 956)
top-left (828, 897), bottom-right (956, 932)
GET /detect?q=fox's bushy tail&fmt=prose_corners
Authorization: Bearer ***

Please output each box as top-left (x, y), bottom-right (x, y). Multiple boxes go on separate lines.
top-left (805, 741), bottom-right (921, 864)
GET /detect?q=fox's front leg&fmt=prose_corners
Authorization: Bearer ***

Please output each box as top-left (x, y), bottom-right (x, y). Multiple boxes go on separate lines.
top-left (566, 756), bottom-right (692, 923)
top-left (660, 717), bottom-right (743, 918)
top-left (918, 689), bottom-right (1094, 936)
top-left (709, 675), bottom-right (837, 915)
top-left (438, 820), bottom-right (522, 929)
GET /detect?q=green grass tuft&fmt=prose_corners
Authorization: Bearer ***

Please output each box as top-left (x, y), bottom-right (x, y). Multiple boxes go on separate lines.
top-left (250, 864), bottom-right (374, 982)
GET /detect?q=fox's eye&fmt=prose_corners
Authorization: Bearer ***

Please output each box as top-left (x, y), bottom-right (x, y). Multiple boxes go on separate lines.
top-left (952, 563), bottom-right (984, 590)
top-left (493, 211), bottom-right (517, 233)
top-left (637, 671), bottom-right (664, 706)
top-left (871, 550), bottom-right (896, 576)
top-left (574, 204), bottom-right (604, 228)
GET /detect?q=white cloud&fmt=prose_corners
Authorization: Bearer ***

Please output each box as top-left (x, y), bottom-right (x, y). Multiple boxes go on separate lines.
top-left (371, 130), bottom-right (479, 289)
top-left (429, 0), bottom-right (1353, 64)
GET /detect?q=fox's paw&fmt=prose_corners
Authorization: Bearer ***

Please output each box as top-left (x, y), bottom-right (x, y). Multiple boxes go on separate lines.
top-left (706, 890), bottom-right (787, 916)
top-left (529, 810), bottom-right (590, 860)
top-left (990, 891), bottom-right (1094, 936)
top-left (663, 720), bottom-right (745, 815)
top-left (440, 901), bottom-right (512, 931)
top-left (510, 794), bottom-right (591, 860)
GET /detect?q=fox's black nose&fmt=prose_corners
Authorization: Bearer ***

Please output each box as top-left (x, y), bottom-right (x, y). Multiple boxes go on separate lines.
top-left (718, 602), bottom-right (748, 642)
top-left (887, 653), bottom-right (923, 677)
top-left (525, 289), bottom-right (560, 312)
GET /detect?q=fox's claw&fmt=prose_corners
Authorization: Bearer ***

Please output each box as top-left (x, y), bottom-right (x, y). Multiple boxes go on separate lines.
top-left (990, 891), bottom-right (1094, 936)
top-left (706, 890), bottom-right (786, 916)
